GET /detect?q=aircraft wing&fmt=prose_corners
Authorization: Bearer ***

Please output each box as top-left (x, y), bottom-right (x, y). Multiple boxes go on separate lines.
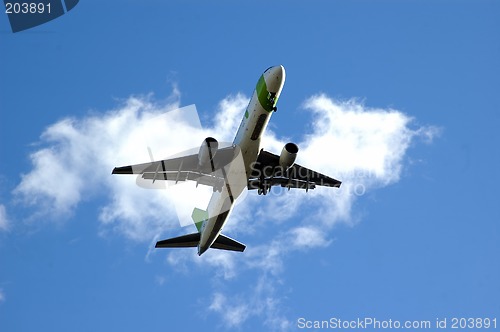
top-left (112, 146), bottom-right (239, 187)
top-left (248, 150), bottom-right (341, 191)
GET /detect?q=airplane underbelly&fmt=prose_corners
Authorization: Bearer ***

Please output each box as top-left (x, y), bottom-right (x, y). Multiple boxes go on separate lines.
top-left (235, 95), bottom-right (272, 178)
top-left (199, 72), bottom-right (278, 252)
top-left (200, 193), bottom-right (233, 251)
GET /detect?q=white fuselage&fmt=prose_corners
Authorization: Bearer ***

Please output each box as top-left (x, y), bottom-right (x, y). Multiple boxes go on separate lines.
top-left (197, 65), bottom-right (286, 255)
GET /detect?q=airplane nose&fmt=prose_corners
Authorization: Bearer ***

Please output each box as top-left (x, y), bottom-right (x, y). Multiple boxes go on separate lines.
top-left (270, 65), bottom-right (285, 78)
top-left (265, 65), bottom-right (286, 93)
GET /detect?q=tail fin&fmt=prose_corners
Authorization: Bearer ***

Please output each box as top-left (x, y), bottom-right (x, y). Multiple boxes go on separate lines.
top-left (192, 207), bottom-right (208, 232)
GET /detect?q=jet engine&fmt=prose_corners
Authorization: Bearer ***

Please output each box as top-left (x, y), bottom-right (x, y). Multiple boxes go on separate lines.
top-left (198, 137), bottom-right (219, 169)
top-left (279, 142), bottom-right (299, 170)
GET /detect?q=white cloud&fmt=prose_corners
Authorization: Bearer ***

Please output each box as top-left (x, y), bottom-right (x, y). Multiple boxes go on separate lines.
top-left (13, 90), bottom-right (438, 329)
top-left (14, 95), bottom-right (214, 240)
top-left (0, 289), bottom-right (5, 303)
top-left (209, 292), bottom-right (250, 328)
top-left (208, 277), bottom-right (291, 330)
top-left (195, 94), bottom-right (438, 329)
top-left (0, 205), bottom-right (8, 232)
top-left (154, 275), bottom-right (166, 286)
top-left (289, 226), bottom-right (332, 249)
top-left (303, 95), bottom-right (414, 183)
top-left (213, 93), bottom-right (249, 141)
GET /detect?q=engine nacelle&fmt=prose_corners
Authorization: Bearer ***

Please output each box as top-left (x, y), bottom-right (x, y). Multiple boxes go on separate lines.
top-left (279, 142), bottom-right (299, 170)
top-left (198, 137), bottom-right (219, 169)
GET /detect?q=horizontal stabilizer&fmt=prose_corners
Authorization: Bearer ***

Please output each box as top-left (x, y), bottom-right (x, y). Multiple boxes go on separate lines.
top-left (155, 232), bottom-right (200, 248)
top-left (155, 233), bottom-right (245, 252)
top-left (211, 234), bottom-right (246, 252)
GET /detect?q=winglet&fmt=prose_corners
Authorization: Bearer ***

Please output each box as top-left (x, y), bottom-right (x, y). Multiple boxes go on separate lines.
top-left (112, 166), bottom-right (133, 174)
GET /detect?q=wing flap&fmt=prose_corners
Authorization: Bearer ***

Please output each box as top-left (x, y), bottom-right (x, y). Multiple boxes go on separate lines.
top-left (141, 171), bottom-right (225, 188)
top-left (248, 178), bottom-right (317, 190)
top-left (249, 150), bottom-right (341, 190)
top-left (112, 154), bottom-right (198, 175)
top-left (112, 146), bottom-right (240, 190)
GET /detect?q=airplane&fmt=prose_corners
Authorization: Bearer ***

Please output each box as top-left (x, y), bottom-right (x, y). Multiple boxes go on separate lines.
top-left (112, 65), bottom-right (341, 256)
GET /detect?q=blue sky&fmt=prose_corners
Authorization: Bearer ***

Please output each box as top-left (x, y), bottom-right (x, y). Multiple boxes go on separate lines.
top-left (1, 1), bottom-right (499, 331)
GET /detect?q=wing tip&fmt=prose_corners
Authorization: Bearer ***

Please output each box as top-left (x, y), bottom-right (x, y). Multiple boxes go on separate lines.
top-left (112, 166), bottom-right (133, 174)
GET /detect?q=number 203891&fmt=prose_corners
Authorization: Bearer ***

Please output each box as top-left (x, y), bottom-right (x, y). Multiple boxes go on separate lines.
top-left (451, 317), bottom-right (497, 329)
top-left (5, 2), bottom-right (51, 14)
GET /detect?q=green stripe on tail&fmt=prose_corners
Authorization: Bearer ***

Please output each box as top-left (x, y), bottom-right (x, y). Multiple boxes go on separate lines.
top-left (192, 207), bottom-right (208, 232)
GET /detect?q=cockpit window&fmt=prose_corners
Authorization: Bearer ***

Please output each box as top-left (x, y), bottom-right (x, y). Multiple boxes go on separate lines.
top-left (264, 66), bottom-right (273, 73)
